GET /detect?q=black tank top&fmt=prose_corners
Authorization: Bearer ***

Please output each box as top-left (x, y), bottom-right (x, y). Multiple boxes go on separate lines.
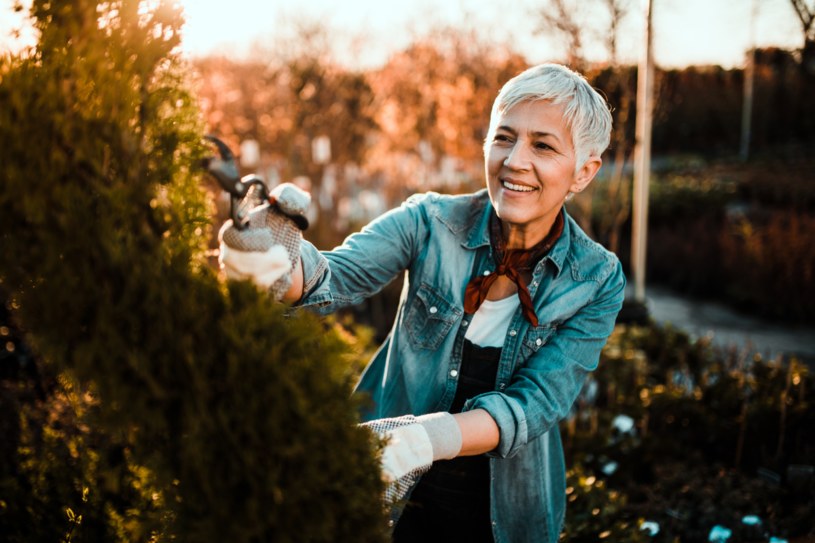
top-left (393, 339), bottom-right (500, 542)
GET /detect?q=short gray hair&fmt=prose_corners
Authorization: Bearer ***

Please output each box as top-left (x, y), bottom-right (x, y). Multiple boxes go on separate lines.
top-left (485, 63), bottom-right (612, 172)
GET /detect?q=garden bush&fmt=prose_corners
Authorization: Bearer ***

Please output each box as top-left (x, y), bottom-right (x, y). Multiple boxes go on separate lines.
top-left (561, 322), bottom-right (815, 542)
top-left (0, 2), bottom-right (386, 541)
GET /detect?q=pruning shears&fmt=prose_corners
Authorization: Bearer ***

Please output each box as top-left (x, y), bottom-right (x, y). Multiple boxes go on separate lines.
top-left (202, 135), bottom-right (269, 230)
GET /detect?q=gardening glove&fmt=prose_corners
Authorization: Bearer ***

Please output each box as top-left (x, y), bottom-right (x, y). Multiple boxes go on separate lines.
top-left (361, 412), bottom-right (462, 504)
top-left (218, 182), bottom-right (310, 300)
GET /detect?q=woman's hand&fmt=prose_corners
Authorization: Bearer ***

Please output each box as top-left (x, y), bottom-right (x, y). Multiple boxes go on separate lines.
top-left (361, 412), bottom-right (462, 503)
top-left (218, 182), bottom-right (308, 301)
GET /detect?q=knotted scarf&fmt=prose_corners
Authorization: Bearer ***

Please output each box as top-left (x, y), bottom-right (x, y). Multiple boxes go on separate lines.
top-left (463, 211), bottom-right (564, 327)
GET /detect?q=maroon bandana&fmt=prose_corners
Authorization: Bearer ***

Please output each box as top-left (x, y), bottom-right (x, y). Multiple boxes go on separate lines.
top-left (464, 211), bottom-right (564, 327)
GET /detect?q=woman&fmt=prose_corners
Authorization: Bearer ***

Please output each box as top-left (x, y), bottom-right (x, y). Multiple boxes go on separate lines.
top-left (221, 63), bottom-right (625, 543)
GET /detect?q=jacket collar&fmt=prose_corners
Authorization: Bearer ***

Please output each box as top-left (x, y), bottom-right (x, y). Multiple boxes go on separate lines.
top-left (431, 189), bottom-right (491, 249)
top-left (543, 211), bottom-right (570, 277)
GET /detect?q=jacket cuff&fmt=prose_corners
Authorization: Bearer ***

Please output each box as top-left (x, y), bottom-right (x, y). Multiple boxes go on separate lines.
top-left (296, 240), bottom-right (332, 309)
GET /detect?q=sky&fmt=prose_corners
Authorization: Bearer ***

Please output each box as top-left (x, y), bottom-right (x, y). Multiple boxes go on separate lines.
top-left (0, 0), bottom-right (807, 69)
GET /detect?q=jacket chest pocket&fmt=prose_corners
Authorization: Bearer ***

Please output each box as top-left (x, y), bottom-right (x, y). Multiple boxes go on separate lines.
top-left (404, 283), bottom-right (462, 350)
top-left (519, 324), bottom-right (558, 361)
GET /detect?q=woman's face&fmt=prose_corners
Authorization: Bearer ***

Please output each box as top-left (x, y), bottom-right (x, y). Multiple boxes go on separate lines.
top-left (485, 99), bottom-right (600, 249)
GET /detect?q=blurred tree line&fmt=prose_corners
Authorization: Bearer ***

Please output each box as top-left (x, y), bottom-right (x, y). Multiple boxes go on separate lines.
top-left (193, 33), bottom-right (813, 199)
top-left (655, 48), bottom-right (815, 155)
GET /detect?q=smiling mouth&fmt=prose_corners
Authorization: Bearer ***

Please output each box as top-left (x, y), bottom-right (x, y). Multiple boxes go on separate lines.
top-left (502, 179), bottom-right (536, 192)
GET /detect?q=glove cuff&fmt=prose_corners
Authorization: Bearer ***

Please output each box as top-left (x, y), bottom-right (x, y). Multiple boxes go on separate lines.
top-left (416, 412), bottom-right (462, 461)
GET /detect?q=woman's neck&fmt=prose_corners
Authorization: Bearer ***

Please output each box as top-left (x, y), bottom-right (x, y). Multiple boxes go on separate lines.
top-left (502, 218), bottom-right (557, 250)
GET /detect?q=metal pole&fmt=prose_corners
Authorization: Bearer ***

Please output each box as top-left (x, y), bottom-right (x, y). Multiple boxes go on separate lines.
top-left (631, 0), bottom-right (654, 304)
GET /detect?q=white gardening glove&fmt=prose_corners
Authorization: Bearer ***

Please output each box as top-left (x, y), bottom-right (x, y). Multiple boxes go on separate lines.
top-left (361, 412), bottom-right (462, 504)
top-left (218, 182), bottom-right (310, 300)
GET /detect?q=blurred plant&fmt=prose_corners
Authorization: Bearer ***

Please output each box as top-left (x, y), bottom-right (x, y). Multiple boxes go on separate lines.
top-left (561, 463), bottom-right (649, 542)
top-left (721, 211), bottom-right (815, 322)
top-left (365, 25), bottom-right (528, 198)
top-left (640, 160), bottom-right (815, 323)
top-left (561, 321), bottom-right (815, 542)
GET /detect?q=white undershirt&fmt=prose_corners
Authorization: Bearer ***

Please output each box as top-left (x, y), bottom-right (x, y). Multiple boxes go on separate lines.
top-left (464, 295), bottom-right (519, 348)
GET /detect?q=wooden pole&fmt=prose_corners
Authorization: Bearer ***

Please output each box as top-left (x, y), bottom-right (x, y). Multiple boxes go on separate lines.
top-left (740, 0), bottom-right (758, 161)
top-left (631, 0), bottom-right (654, 303)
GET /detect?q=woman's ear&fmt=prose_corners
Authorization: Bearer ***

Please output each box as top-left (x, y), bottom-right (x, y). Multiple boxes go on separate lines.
top-left (571, 156), bottom-right (603, 193)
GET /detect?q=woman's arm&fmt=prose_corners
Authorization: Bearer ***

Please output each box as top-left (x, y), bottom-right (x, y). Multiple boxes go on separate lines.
top-left (295, 194), bottom-right (436, 312)
top-left (281, 257), bottom-right (304, 304)
top-left (454, 409), bottom-right (500, 456)
top-left (365, 409), bottom-right (499, 485)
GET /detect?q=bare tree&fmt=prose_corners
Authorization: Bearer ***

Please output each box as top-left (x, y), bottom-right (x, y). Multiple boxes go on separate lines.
top-left (533, 0), bottom-right (634, 252)
top-left (790, 0), bottom-right (815, 70)
top-left (597, 0), bottom-right (635, 256)
top-left (603, 0), bottom-right (625, 61)
top-left (535, 0), bottom-right (587, 71)
top-left (790, 0), bottom-right (815, 43)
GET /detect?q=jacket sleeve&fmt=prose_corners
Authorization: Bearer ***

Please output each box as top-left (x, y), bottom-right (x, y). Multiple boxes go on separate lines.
top-left (464, 258), bottom-right (626, 458)
top-left (296, 193), bottom-right (432, 314)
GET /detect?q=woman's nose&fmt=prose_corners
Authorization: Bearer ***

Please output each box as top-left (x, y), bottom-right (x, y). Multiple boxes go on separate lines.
top-left (503, 143), bottom-right (530, 170)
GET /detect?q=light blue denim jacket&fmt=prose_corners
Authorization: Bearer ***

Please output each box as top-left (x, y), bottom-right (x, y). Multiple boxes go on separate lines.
top-left (298, 189), bottom-right (625, 543)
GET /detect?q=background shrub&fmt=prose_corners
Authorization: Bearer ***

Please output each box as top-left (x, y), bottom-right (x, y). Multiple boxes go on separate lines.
top-left (561, 322), bottom-right (815, 542)
top-left (638, 156), bottom-right (815, 324)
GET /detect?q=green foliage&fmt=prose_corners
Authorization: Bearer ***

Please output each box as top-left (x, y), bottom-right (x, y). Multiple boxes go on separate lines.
top-left (648, 174), bottom-right (735, 225)
top-left (0, 2), bottom-right (386, 541)
top-left (562, 322), bottom-right (815, 542)
top-left (733, 148), bottom-right (815, 211)
top-left (561, 464), bottom-right (649, 543)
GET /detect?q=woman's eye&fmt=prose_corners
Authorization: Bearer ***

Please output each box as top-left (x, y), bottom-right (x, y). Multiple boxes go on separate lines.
top-left (494, 134), bottom-right (512, 143)
top-left (535, 142), bottom-right (553, 151)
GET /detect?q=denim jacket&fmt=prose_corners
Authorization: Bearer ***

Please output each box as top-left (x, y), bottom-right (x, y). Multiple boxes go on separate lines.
top-left (298, 189), bottom-right (625, 543)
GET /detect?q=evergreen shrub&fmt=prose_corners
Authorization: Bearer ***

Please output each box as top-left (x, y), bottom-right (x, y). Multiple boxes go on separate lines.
top-left (0, 2), bottom-right (386, 541)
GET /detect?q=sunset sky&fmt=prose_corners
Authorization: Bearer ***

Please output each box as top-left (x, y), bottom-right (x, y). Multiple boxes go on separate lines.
top-left (0, 0), bottom-right (806, 69)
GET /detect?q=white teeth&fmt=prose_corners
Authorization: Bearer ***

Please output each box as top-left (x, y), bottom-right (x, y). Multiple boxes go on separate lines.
top-left (503, 180), bottom-right (535, 192)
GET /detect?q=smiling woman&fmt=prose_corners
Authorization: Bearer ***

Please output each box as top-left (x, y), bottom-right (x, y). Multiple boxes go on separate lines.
top-left (485, 100), bottom-right (602, 250)
top-left (216, 62), bottom-right (625, 543)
